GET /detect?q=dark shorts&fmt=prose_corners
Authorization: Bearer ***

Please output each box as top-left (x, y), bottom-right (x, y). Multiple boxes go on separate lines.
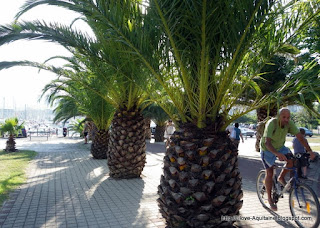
top-left (231, 138), bottom-right (240, 148)
top-left (84, 132), bottom-right (88, 137)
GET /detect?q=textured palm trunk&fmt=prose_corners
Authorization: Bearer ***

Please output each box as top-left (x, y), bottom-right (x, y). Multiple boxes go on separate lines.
top-left (91, 129), bottom-right (109, 159)
top-left (255, 106), bottom-right (278, 151)
top-left (144, 118), bottom-right (152, 140)
top-left (5, 135), bottom-right (17, 152)
top-left (154, 125), bottom-right (165, 142)
top-left (88, 121), bottom-right (96, 141)
top-left (158, 123), bottom-right (243, 227)
top-left (107, 108), bottom-right (146, 178)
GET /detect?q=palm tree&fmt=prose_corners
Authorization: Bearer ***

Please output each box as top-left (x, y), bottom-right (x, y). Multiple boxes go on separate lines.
top-left (0, 1), bottom-right (152, 178)
top-left (41, 69), bottom-right (115, 159)
top-left (143, 103), bottom-right (169, 142)
top-left (67, 118), bottom-right (85, 137)
top-left (142, 1), bottom-right (320, 227)
top-left (0, 117), bottom-right (24, 152)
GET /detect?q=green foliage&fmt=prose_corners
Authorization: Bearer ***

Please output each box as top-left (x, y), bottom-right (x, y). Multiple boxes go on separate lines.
top-left (0, 150), bottom-right (37, 207)
top-left (68, 119), bottom-right (84, 137)
top-left (143, 103), bottom-right (169, 127)
top-left (291, 109), bottom-right (319, 129)
top-left (235, 113), bottom-right (257, 124)
top-left (0, 0), bottom-right (319, 131)
top-left (40, 59), bottom-right (115, 131)
top-left (144, 0), bottom-right (320, 128)
top-left (0, 117), bottom-right (24, 136)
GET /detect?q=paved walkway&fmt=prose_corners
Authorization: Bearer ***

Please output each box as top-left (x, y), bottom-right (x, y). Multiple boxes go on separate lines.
top-left (0, 137), bottom-right (319, 228)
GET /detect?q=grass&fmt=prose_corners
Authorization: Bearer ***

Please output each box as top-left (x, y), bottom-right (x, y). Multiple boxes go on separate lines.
top-left (0, 149), bottom-right (37, 207)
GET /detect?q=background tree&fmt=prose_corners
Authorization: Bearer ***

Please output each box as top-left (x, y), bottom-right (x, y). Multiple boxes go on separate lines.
top-left (235, 112), bottom-right (257, 125)
top-left (143, 103), bottom-right (169, 142)
top-left (41, 67), bottom-right (115, 159)
top-left (291, 109), bottom-right (319, 129)
top-left (67, 118), bottom-right (85, 137)
top-left (0, 117), bottom-right (24, 152)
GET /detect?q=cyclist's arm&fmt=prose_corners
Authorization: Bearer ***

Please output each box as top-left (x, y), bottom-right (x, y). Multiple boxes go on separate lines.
top-left (265, 137), bottom-right (287, 161)
top-left (295, 132), bottom-right (316, 160)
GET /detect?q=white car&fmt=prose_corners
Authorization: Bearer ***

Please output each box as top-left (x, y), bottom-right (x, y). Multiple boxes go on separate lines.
top-left (240, 128), bottom-right (255, 137)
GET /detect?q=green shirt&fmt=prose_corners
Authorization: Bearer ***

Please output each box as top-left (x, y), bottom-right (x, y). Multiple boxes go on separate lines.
top-left (260, 118), bottom-right (299, 151)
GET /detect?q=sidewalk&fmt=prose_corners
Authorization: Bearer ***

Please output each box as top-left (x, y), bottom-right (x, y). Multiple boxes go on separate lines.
top-left (0, 137), bottom-right (319, 228)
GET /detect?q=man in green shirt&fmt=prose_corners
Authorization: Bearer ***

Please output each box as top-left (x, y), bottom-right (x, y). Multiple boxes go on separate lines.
top-left (260, 108), bottom-right (316, 211)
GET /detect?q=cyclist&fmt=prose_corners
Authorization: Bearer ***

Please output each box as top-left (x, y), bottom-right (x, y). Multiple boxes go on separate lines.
top-left (260, 108), bottom-right (316, 211)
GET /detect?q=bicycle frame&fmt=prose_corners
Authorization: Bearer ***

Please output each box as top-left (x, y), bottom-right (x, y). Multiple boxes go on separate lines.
top-left (257, 155), bottom-right (320, 228)
top-left (273, 163), bottom-right (307, 208)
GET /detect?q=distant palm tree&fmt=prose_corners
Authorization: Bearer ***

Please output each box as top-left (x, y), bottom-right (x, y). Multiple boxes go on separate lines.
top-left (143, 103), bottom-right (169, 142)
top-left (0, 117), bottom-right (24, 152)
top-left (67, 118), bottom-right (85, 137)
top-left (41, 68), bottom-right (115, 159)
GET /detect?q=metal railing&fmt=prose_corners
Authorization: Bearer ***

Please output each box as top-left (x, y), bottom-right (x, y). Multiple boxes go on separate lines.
top-left (28, 130), bottom-right (51, 141)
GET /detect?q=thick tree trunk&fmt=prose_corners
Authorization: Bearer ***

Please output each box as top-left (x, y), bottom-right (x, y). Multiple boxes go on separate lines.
top-left (107, 107), bottom-right (146, 178)
top-left (255, 106), bottom-right (278, 152)
top-left (91, 129), bottom-right (109, 159)
top-left (87, 121), bottom-right (96, 141)
top-left (158, 123), bottom-right (243, 227)
top-left (144, 118), bottom-right (152, 140)
top-left (154, 125), bottom-right (165, 142)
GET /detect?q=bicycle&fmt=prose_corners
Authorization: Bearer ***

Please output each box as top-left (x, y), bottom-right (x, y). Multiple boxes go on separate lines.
top-left (256, 153), bottom-right (320, 228)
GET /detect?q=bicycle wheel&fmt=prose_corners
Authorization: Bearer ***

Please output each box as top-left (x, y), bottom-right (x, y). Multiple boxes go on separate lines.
top-left (289, 183), bottom-right (320, 228)
top-left (256, 170), bottom-right (268, 208)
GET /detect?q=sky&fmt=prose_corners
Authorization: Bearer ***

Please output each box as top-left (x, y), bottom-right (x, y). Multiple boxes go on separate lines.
top-left (0, 1), bottom-right (82, 110)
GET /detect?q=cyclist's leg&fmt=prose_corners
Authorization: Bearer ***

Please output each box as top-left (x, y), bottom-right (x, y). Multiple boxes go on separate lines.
top-left (261, 151), bottom-right (277, 210)
top-left (265, 167), bottom-right (274, 198)
top-left (278, 147), bottom-right (293, 184)
top-left (300, 154), bottom-right (309, 177)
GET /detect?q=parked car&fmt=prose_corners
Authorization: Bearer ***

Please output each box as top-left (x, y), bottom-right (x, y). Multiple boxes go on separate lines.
top-left (240, 128), bottom-right (255, 137)
top-left (299, 127), bottom-right (313, 137)
top-left (287, 127), bottom-right (313, 137)
top-left (17, 128), bottom-right (27, 138)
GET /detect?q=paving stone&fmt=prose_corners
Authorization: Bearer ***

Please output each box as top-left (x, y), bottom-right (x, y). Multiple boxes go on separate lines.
top-left (0, 138), bottom-right (319, 228)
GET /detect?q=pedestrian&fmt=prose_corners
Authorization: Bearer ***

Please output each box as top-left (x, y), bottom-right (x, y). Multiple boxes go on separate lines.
top-left (229, 123), bottom-right (244, 149)
top-left (63, 127), bottom-right (67, 137)
top-left (83, 121), bottom-right (89, 144)
top-left (164, 120), bottom-right (175, 147)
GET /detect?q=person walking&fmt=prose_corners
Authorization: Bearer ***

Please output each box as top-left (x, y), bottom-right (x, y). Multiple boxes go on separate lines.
top-left (229, 123), bottom-right (244, 149)
top-left (83, 122), bottom-right (89, 144)
top-left (164, 120), bottom-right (175, 147)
